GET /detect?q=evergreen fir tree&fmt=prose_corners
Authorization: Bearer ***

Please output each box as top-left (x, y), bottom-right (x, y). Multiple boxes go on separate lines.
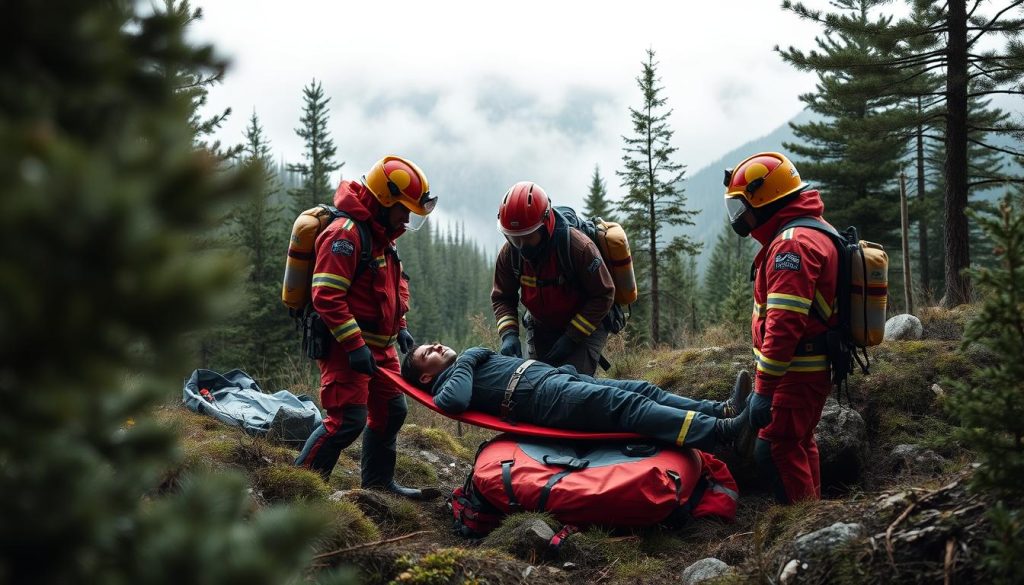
top-left (584, 164), bottom-right (617, 222)
top-left (781, 0), bottom-right (1024, 307)
top-left (0, 2), bottom-right (327, 583)
top-left (617, 48), bottom-right (700, 345)
top-left (702, 222), bottom-right (756, 323)
top-left (288, 79), bottom-right (342, 212)
top-left (779, 0), bottom-right (906, 254)
top-left (947, 196), bottom-right (1024, 583)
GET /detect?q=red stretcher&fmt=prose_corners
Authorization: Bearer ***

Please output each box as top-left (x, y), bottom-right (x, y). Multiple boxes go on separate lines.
top-left (380, 368), bottom-right (644, 441)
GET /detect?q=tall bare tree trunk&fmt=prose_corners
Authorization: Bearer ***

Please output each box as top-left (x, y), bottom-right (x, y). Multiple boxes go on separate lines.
top-left (942, 1), bottom-right (971, 307)
top-left (916, 99), bottom-right (930, 296)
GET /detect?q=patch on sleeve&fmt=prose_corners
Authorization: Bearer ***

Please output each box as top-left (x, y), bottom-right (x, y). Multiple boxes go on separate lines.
top-left (773, 251), bottom-right (802, 272)
top-left (331, 239), bottom-right (355, 256)
top-left (588, 257), bottom-right (603, 273)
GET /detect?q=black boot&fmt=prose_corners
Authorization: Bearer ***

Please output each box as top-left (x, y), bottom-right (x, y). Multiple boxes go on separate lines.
top-left (378, 481), bottom-right (442, 501)
top-left (714, 410), bottom-right (751, 451)
top-left (720, 370), bottom-right (752, 418)
top-left (361, 396), bottom-right (441, 501)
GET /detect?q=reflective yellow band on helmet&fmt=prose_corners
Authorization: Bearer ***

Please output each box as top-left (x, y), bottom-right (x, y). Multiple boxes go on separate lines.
top-left (363, 331), bottom-right (397, 348)
top-left (497, 315), bottom-right (518, 333)
top-left (753, 348), bottom-right (789, 376)
top-left (675, 410), bottom-right (696, 446)
top-left (814, 289), bottom-right (834, 319)
top-left (313, 272), bottom-right (352, 291)
top-left (520, 275), bottom-right (537, 288)
top-left (766, 293), bottom-right (812, 315)
top-left (570, 313), bottom-right (596, 335)
top-left (330, 318), bottom-right (360, 342)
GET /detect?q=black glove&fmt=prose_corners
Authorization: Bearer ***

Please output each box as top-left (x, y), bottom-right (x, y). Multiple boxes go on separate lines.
top-left (397, 328), bottom-right (415, 353)
top-left (457, 346), bottom-right (492, 368)
top-left (348, 344), bottom-right (379, 376)
top-left (543, 335), bottom-right (579, 365)
top-left (499, 332), bottom-right (522, 358)
top-left (748, 392), bottom-right (773, 430)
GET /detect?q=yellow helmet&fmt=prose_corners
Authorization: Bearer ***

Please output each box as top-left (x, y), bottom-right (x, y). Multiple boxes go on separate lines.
top-left (364, 155), bottom-right (437, 216)
top-left (723, 152), bottom-right (806, 208)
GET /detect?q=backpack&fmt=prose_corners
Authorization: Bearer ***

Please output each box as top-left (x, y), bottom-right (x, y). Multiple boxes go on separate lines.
top-left (772, 217), bottom-right (889, 390)
top-left (509, 206), bottom-right (637, 334)
top-left (281, 204), bottom-right (373, 359)
top-left (448, 434), bottom-right (738, 536)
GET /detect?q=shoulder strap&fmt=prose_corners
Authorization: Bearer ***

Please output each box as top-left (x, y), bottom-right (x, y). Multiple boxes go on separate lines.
top-left (552, 210), bottom-right (575, 284)
top-left (777, 216), bottom-right (841, 241)
top-left (324, 206), bottom-right (373, 280)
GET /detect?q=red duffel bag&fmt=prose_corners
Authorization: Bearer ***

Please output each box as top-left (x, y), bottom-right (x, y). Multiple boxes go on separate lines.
top-left (452, 434), bottom-right (737, 534)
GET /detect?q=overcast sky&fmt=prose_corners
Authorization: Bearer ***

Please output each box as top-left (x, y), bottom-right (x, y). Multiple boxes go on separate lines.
top-left (191, 1), bottom-right (832, 245)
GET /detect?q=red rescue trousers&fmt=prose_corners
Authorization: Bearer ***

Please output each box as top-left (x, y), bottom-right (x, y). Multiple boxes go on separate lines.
top-left (755, 378), bottom-right (830, 504)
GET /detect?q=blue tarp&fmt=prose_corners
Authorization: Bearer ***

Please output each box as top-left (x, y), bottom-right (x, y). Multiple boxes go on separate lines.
top-left (183, 368), bottom-right (322, 445)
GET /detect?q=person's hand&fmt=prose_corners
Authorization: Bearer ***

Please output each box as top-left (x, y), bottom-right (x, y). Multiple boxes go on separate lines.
top-left (499, 333), bottom-right (522, 358)
top-left (397, 328), bottom-right (415, 353)
top-left (348, 345), bottom-right (379, 375)
top-left (748, 392), bottom-right (773, 429)
top-left (543, 335), bottom-right (579, 365)
top-left (457, 346), bottom-right (492, 367)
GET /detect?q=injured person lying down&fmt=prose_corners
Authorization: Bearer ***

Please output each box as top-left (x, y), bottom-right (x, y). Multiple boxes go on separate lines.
top-left (401, 344), bottom-right (752, 450)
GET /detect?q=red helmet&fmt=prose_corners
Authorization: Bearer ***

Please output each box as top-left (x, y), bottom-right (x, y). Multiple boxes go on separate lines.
top-left (497, 181), bottom-right (555, 237)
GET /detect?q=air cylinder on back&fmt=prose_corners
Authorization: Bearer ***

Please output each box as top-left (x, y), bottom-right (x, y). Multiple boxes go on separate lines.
top-left (282, 206), bottom-right (339, 311)
top-left (595, 221), bottom-right (638, 305)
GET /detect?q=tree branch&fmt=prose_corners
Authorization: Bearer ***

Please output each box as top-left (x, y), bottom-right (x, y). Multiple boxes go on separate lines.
top-left (968, 137), bottom-right (1024, 157)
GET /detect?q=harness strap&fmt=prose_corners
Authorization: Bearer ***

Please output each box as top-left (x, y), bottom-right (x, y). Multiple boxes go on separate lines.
top-left (538, 470), bottom-right (575, 512)
top-left (501, 359), bottom-right (537, 420)
top-left (500, 460), bottom-right (521, 511)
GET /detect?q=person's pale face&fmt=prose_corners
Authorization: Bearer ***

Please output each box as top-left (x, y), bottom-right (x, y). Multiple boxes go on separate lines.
top-left (412, 343), bottom-right (457, 384)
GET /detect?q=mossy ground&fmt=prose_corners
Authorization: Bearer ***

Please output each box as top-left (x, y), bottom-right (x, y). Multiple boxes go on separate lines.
top-left (154, 306), bottom-right (989, 584)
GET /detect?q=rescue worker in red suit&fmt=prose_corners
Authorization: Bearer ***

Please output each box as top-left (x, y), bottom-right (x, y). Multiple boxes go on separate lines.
top-left (295, 155), bottom-right (440, 500)
top-left (723, 152), bottom-right (839, 504)
top-left (491, 182), bottom-right (615, 376)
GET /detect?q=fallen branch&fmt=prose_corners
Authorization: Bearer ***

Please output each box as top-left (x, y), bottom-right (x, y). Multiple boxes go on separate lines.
top-left (885, 481), bottom-right (959, 567)
top-left (312, 530), bottom-right (430, 561)
top-left (944, 537), bottom-right (956, 585)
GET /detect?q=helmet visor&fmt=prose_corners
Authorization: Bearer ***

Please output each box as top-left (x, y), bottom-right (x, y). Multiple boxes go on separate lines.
top-left (503, 224), bottom-right (544, 249)
top-left (725, 196), bottom-right (750, 223)
top-left (404, 212), bottom-right (429, 231)
top-left (419, 193), bottom-right (438, 214)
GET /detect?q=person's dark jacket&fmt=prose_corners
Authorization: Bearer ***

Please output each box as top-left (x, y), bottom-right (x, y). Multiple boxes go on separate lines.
top-left (430, 348), bottom-right (568, 414)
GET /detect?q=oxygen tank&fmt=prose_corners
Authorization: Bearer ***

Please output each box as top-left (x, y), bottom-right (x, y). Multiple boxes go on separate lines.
top-left (851, 240), bottom-right (888, 347)
top-left (282, 206), bottom-right (339, 311)
top-left (595, 220), bottom-right (638, 305)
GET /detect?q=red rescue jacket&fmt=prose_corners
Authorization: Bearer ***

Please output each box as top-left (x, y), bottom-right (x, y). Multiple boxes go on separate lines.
top-left (750, 190), bottom-right (839, 404)
top-left (311, 181), bottom-right (409, 353)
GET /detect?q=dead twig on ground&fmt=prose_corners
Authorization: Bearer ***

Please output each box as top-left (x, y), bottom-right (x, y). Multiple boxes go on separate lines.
top-left (312, 530), bottom-right (430, 561)
top-left (885, 480), bottom-right (959, 568)
top-left (944, 537), bottom-right (956, 585)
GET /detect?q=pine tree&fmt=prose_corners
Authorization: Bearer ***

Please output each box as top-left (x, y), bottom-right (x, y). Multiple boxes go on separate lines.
top-left (617, 48), bottom-right (700, 345)
top-left (703, 222), bottom-right (756, 323)
top-left (288, 79), bottom-right (342, 212)
top-left (0, 2), bottom-right (326, 583)
top-left (781, 0), bottom-right (1024, 307)
top-left (584, 164), bottom-right (616, 222)
top-left (779, 0), bottom-right (906, 254)
top-left (947, 196), bottom-right (1024, 582)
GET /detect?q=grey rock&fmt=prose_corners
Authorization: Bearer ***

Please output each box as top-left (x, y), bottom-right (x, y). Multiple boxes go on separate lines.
top-left (931, 383), bottom-right (945, 398)
top-left (815, 398), bottom-right (869, 489)
top-left (779, 559), bottom-right (805, 585)
top-left (328, 490), bottom-right (349, 502)
top-left (794, 522), bottom-right (866, 559)
top-left (509, 519), bottom-right (555, 560)
top-left (419, 450), bottom-right (440, 464)
top-left (681, 557), bottom-right (731, 584)
top-left (884, 314), bottom-right (924, 341)
top-left (891, 444), bottom-right (945, 475)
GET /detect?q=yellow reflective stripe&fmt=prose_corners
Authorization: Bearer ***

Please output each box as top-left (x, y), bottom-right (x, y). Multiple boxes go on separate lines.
top-left (766, 292), bottom-right (812, 315)
top-left (363, 331), bottom-right (397, 347)
top-left (374, 255), bottom-right (386, 269)
top-left (789, 354), bottom-right (829, 372)
top-left (497, 315), bottom-right (518, 332)
top-left (312, 272), bottom-right (351, 291)
top-left (570, 314), bottom-right (596, 335)
top-left (814, 290), bottom-right (834, 319)
top-left (753, 348), bottom-right (789, 376)
top-left (675, 410), bottom-right (696, 446)
top-left (782, 228), bottom-right (795, 240)
top-left (753, 302), bottom-right (766, 317)
top-left (520, 275), bottom-right (537, 288)
top-left (330, 319), bottom-right (360, 342)
top-left (340, 218), bottom-right (354, 231)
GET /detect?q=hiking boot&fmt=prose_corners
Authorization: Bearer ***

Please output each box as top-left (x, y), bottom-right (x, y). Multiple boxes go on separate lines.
top-left (714, 410), bottom-right (751, 454)
top-left (720, 370), bottom-right (752, 418)
top-left (374, 481), bottom-right (442, 501)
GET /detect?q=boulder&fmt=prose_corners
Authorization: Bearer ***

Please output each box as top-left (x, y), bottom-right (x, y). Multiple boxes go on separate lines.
top-left (884, 314), bottom-right (924, 341)
top-left (681, 557), bottom-right (731, 584)
top-left (508, 518), bottom-right (555, 560)
top-left (814, 398), bottom-right (869, 490)
top-left (793, 522), bottom-right (866, 560)
top-left (890, 444), bottom-right (945, 475)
